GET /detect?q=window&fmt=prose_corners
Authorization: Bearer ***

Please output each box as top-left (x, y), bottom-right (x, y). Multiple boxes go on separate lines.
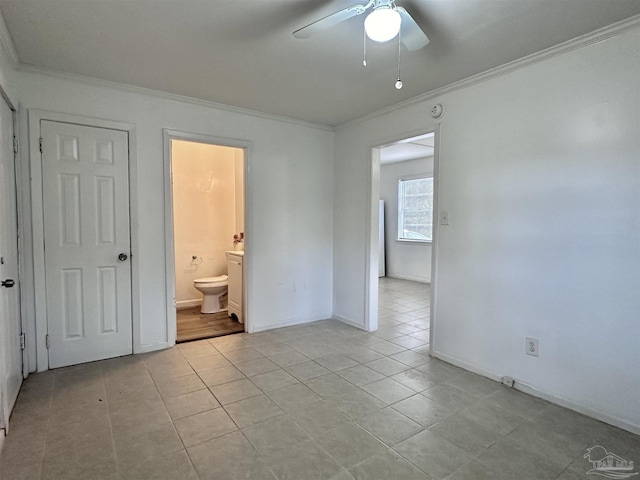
top-left (398, 176), bottom-right (433, 242)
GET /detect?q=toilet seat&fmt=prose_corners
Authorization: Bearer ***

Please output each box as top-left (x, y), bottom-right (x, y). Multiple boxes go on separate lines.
top-left (194, 275), bottom-right (228, 286)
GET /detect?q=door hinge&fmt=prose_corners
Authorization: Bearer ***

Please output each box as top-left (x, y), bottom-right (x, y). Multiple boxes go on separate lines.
top-left (45, 334), bottom-right (50, 349)
top-left (13, 136), bottom-right (18, 154)
top-left (20, 332), bottom-right (25, 350)
top-left (39, 137), bottom-right (43, 153)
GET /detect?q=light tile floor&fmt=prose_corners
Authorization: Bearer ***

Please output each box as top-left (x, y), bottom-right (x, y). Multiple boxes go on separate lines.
top-left (1, 277), bottom-right (638, 479)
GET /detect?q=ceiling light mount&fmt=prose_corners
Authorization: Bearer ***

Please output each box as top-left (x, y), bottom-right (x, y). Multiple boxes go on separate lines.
top-left (364, 5), bottom-right (401, 43)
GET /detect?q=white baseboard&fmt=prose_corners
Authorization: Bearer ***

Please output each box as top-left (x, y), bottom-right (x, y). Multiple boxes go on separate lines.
top-left (431, 349), bottom-right (640, 436)
top-left (332, 314), bottom-right (371, 332)
top-left (176, 299), bottom-right (201, 310)
top-left (135, 341), bottom-right (172, 354)
top-left (386, 274), bottom-right (431, 284)
top-left (250, 312), bottom-right (332, 333)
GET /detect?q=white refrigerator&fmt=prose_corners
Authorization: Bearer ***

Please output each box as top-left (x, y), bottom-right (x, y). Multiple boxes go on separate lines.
top-left (379, 200), bottom-right (386, 277)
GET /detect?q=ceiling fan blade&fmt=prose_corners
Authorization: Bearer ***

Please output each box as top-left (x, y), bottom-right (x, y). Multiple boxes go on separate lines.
top-left (293, 5), bottom-right (365, 39)
top-left (396, 7), bottom-right (429, 51)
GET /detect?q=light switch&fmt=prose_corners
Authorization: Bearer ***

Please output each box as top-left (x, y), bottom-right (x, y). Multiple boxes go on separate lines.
top-left (440, 211), bottom-right (449, 225)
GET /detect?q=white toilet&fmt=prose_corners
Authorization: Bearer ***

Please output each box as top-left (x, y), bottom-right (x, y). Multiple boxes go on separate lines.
top-left (193, 275), bottom-right (229, 314)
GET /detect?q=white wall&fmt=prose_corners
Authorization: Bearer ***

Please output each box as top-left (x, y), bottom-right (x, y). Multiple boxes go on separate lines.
top-left (380, 157), bottom-right (433, 283)
top-left (334, 28), bottom-right (640, 433)
top-left (17, 69), bottom-right (334, 366)
top-left (234, 149), bottom-right (245, 234)
top-left (0, 20), bottom-right (17, 105)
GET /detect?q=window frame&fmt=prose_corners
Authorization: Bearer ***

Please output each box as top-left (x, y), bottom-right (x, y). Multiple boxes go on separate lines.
top-left (397, 174), bottom-right (434, 245)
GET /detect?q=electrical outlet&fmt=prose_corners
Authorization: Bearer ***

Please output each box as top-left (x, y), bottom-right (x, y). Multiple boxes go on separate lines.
top-left (501, 376), bottom-right (515, 388)
top-left (526, 337), bottom-right (539, 357)
top-left (440, 211), bottom-right (449, 225)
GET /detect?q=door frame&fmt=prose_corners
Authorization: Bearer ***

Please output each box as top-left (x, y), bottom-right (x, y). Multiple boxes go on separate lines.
top-left (3, 90), bottom-right (27, 379)
top-left (28, 110), bottom-right (139, 372)
top-left (162, 129), bottom-right (252, 343)
top-left (10, 102), bottom-right (28, 380)
top-left (366, 125), bottom-right (440, 353)
top-left (0, 86), bottom-right (26, 435)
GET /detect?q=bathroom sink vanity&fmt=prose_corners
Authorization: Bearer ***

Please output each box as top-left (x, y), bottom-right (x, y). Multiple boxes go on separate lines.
top-left (226, 251), bottom-right (244, 324)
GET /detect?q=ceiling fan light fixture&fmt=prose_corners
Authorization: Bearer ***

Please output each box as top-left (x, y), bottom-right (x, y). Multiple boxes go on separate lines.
top-left (364, 7), bottom-right (401, 43)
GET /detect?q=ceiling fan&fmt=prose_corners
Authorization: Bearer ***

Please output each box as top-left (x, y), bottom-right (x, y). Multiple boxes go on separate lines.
top-left (293, 0), bottom-right (429, 52)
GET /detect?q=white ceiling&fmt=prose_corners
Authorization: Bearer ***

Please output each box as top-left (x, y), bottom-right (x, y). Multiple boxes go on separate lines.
top-left (1, 1), bottom-right (639, 126)
top-left (380, 132), bottom-right (434, 164)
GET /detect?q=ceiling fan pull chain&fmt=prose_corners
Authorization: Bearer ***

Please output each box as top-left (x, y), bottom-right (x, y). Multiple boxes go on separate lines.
top-left (363, 26), bottom-right (368, 66)
top-left (395, 21), bottom-right (403, 89)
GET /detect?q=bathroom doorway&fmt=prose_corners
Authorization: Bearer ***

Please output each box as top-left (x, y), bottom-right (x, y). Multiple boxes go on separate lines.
top-left (164, 131), bottom-right (248, 343)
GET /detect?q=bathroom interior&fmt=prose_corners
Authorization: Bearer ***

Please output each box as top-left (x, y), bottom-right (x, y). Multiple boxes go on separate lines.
top-left (171, 139), bottom-right (246, 342)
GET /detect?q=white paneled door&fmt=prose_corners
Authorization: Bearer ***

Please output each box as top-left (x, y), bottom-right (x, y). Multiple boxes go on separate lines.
top-left (0, 99), bottom-right (22, 433)
top-left (41, 120), bottom-right (132, 368)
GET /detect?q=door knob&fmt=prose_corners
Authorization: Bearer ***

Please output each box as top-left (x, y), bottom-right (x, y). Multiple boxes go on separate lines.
top-left (118, 253), bottom-right (128, 261)
top-left (2, 279), bottom-right (15, 288)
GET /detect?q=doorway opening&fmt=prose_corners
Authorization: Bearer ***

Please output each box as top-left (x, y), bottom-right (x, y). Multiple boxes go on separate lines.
top-left (168, 138), bottom-right (247, 343)
top-left (368, 130), bottom-right (438, 353)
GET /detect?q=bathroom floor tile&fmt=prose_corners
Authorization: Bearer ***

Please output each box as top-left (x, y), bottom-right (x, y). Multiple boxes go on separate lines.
top-left (361, 377), bottom-right (416, 405)
top-left (267, 349), bottom-right (311, 367)
top-left (288, 400), bottom-right (352, 436)
top-left (314, 354), bottom-right (360, 372)
top-left (366, 340), bottom-right (408, 356)
top-left (421, 383), bottom-right (480, 412)
top-left (235, 357), bottom-right (280, 377)
top-left (174, 407), bottom-right (237, 447)
top-left (285, 360), bottom-right (331, 381)
top-left (356, 407), bottom-right (423, 446)
top-left (162, 388), bottom-right (220, 420)
top-left (364, 357), bottom-right (410, 377)
top-left (187, 431), bottom-right (276, 480)
top-left (313, 422), bottom-right (387, 469)
top-left (389, 350), bottom-right (430, 367)
top-left (119, 449), bottom-right (198, 480)
top-left (348, 450), bottom-right (431, 480)
top-left (114, 421), bottom-right (183, 472)
top-left (476, 436), bottom-right (569, 480)
top-left (155, 373), bottom-right (206, 399)
top-left (337, 365), bottom-right (385, 386)
top-left (266, 383), bottom-right (323, 412)
top-left (41, 442), bottom-right (117, 480)
top-left (251, 369), bottom-right (299, 392)
top-left (222, 347), bottom-right (265, 365)
top-left (415, 359), bottom-right (465, 383)
top-left (242, 415), bottom-right (310, 457)
top-left (344, 347), bottom-right (385, 364)
top-left (390, 368), bottom-right (438, 392)
top-left (197, 365), bottom-right (246, 387)
top-left (223, 394), bottom-right (283, 428)
top-left (184, 353), bottom-right (232, 373)
top-left (394, 429), bottom-right (472, 479)
top-left (392, 394), bottom-right (453, 427)
top-left (263, 439), bottom-right (343, 480)
top-left (427, 411), bottom-right (502, 456)
top-left (209, 378), bottom-right (263, 405)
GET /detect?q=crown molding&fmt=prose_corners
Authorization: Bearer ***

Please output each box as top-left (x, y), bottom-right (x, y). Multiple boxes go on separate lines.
top-left (0, 10), bottom-right (19, 67)
top-left (17, 64), bottom-right (334, 132)
top-left (337, 14), bottom-right (640, 130)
